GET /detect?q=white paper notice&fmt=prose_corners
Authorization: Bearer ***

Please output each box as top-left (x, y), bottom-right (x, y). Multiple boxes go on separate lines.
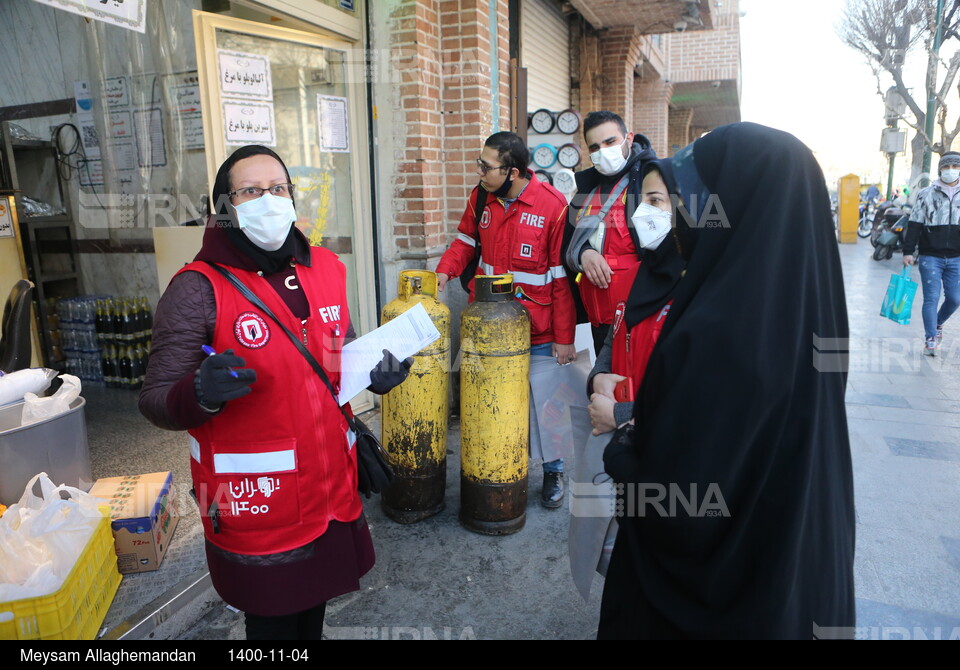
top-left (112, 140), bottom-right (137, 173)
top-left (223, 101), bottom-right (276, 146)
top-left (0, 199), bottom-right (14, 238)
top-left (133, 107), bottom-right (166, 167)
top-left (317, 95), bottom-right (350, 153)
top-left (105, 76), bottom-right (129, 107)
top-left (78, 158), bottom-right (104, 188)
top-left (218, 50), bottom-right (272, 100)
top-left (33, 0), bottom-right (146, 33)
top-left (180, 114), bottom-right (205, 150)
top-left (337, 302), bottom-right (440, 406)
top-left (109, 110), bottom-right (132, 139)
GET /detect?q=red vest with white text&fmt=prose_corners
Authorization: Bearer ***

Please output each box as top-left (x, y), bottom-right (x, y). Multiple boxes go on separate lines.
top-left (180, 247), bottom-right (361, 555)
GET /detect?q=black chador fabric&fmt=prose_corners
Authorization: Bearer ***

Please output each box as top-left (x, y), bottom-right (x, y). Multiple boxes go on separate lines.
top-left (600, 123), bottom-right (855, 639)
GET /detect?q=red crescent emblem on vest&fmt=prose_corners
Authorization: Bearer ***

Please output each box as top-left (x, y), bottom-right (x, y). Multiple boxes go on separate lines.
top-left (612, 301), bottom-right (626, 337)
top-left (234, 311), bottom-right (271, 349)
top-left (479, 208), bottom-right (491, 229)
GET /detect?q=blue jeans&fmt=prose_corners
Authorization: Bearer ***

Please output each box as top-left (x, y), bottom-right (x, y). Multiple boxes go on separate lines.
top-left (918, 255), bottom-right (960, 340)
top-left (530, 342), bottom-right (563, 474)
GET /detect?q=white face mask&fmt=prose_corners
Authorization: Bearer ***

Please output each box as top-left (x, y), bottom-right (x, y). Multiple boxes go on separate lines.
top-left (631, 202), bottom-right (673, 250)
top-left (941, 168), bottom-right (960, 184)
top-left (234, 193), bottom-right (296, 251)
top-left (590, 137), bottom-right (628, 176)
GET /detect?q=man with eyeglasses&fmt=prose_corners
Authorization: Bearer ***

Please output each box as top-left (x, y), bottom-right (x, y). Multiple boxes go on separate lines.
top-left (436, 131), bottom-right (576, 508)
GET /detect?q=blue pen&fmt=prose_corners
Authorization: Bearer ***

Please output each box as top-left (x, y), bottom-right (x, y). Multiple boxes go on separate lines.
top-left (201, 344), bottom-right (239, 378)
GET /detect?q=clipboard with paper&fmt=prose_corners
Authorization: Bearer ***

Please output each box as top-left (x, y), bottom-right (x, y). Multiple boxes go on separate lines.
top-left (337, 302), bottom-right (441, 405)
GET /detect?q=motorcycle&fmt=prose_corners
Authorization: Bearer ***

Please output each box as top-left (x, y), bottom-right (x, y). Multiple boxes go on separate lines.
top-left (858, 198), bottom-right (878, 238)
top-left (871, 206), bottom-right (907, 261)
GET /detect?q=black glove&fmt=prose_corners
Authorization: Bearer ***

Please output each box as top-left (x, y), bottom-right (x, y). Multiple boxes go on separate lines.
top-left (196, 348), bottom-right (257, 408)
top-left (367, 349), bottom-right (414, 395)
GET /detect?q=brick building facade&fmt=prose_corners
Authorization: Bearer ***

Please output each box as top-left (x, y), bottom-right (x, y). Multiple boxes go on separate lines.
top-left (372, 0), bottom-right (742, 310)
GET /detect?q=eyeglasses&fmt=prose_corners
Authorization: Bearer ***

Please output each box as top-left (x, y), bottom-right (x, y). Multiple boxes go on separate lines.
top-left (476, 158), bottom-right (508, 175)
top-left (228, 183), bottom-right (296, 202)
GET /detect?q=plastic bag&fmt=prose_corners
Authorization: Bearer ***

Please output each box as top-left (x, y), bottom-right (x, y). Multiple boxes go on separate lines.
top-left (0, 368), bottom-right (58, 407)
top-left (880, 266), bottom-right (918, 325)
top-left (0, 472), bottom-right (104, 602)
top-left (529, 352), bottom-right (592, 462)
top-left (20, 375), bottom-right (81, 427)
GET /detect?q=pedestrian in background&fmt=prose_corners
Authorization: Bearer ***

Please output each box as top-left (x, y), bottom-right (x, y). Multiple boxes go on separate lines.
top-left (902, 151), bottom-right (960, 357)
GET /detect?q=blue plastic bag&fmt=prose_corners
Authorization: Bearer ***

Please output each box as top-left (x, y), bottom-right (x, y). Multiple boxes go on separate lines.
top-left (880, 266), bottom-right (918, 325)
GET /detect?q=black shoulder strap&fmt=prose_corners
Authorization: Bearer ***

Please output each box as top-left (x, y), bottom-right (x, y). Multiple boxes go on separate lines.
top-left (204, 261), bottom-right (354, 426)
top-left (474, 185), bottom-right (487, 228)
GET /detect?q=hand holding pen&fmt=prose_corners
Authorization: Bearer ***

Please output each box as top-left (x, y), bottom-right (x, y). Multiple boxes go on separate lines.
top-left (196, 346), bottom-right (257, 407)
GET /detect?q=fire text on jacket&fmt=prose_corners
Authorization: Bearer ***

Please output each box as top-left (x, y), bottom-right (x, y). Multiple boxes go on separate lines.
top-left (318, 305), bottom-right (342, 323)
top-left (520, 212), bottom-right (545, 228)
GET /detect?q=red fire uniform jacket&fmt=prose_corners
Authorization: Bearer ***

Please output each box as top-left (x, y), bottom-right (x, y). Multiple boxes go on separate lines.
top-left (436, 172), bottom-right (576, 346)
top-left (180, 248), bottom-right (362, 556)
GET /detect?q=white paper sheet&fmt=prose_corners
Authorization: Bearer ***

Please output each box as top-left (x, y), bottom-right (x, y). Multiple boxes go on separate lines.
top-left (337, 302), bottom-right (440, 406)
top-left (317, 95), bottom-right (350, 153)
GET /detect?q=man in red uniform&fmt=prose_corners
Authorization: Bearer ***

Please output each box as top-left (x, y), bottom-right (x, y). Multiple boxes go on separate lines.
top-left (564, 111), bottom-right (657, 354)
top-left (436, 131), bottom-right (577, 507)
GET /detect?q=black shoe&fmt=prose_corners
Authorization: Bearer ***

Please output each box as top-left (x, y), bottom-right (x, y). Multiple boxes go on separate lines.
top-left (541, 472), bottom-right (564, 509)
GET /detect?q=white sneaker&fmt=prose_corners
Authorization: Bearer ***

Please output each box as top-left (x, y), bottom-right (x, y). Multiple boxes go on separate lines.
top-left (924, 337), bottom-right (938, 357)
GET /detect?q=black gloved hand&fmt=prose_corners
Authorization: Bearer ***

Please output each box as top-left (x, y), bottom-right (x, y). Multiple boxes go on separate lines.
top-left (367, 349), bottom-right (414, 395)
top-left (197, 348), bottom-right (257, 408)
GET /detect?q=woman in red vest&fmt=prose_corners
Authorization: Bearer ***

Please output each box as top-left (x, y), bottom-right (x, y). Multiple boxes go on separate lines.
top-left (140, 145), bottom-right (410, 640)
top-left (587, 159), bottom-right (685, 436)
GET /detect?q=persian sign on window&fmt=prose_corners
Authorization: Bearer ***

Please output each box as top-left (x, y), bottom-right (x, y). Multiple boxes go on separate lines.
top-left (223, 101), bottom-right (276, 147)
top-left (218, 50), bottom-right (273, 100)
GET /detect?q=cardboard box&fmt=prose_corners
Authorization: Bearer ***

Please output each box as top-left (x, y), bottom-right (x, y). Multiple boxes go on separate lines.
top-left (89, 471), bottom-right (178, 574)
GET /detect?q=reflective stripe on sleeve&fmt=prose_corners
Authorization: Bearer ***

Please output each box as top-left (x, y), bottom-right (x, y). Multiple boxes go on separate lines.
top-left (457, 233), bottom-right (477, 247)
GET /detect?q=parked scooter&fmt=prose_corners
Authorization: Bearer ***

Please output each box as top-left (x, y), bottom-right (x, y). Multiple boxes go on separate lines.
top-left (858, 198), bottom-right (878, 238)
top-left (871, 206), bottom-right (907, 261)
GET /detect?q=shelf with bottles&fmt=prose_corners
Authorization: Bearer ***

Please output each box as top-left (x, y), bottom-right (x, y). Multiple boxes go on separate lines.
top-left (57, 295), bottom-right (154, 389)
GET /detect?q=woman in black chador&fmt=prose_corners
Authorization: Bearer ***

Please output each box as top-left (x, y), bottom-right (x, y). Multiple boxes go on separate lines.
top-left (600, 123), bottom-right (856, 639)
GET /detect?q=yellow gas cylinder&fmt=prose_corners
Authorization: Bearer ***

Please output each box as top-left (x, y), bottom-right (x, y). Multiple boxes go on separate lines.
top-left (380, 270), bottom-right (451, 523)
top-left (459, 274), bottom-right (530, 535)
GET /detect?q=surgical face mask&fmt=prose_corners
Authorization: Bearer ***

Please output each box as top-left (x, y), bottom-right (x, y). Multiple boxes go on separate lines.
top-left (590, 137), bottom-right (628, 176)
top-left (631, 202), bottom-right (673, 250)
top-left (234, 193), bottom-right (296, 251)
top-left (941, 168), bottom-right (960, 184)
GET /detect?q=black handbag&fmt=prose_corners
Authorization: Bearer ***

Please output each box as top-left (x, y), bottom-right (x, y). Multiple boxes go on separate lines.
top-left (205, 262), bottom-right (394, 497)
top-left (459, 184), bottom-right (488, 292)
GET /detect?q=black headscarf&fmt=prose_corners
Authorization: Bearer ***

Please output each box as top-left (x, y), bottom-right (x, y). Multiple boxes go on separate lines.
top-left (210, 144), bottom-right (304, 274)
top-left (622, 158), bottom-right (686, 330)
top-left (600, 123), bottom-right (855, 639)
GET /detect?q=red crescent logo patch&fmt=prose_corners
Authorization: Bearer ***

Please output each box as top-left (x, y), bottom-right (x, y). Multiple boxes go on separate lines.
top-left (479, 208), bottom-right (491, 229)
top-left (234, 312), bottom-right (270, 349)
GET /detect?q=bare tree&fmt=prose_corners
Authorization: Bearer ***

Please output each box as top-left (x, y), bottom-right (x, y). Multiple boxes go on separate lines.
top-left (838, 0), bottom-right (960, 183)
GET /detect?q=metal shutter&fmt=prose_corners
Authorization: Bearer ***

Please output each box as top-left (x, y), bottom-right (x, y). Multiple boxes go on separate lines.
top-left (521, 0), bottom-right (570, 112)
